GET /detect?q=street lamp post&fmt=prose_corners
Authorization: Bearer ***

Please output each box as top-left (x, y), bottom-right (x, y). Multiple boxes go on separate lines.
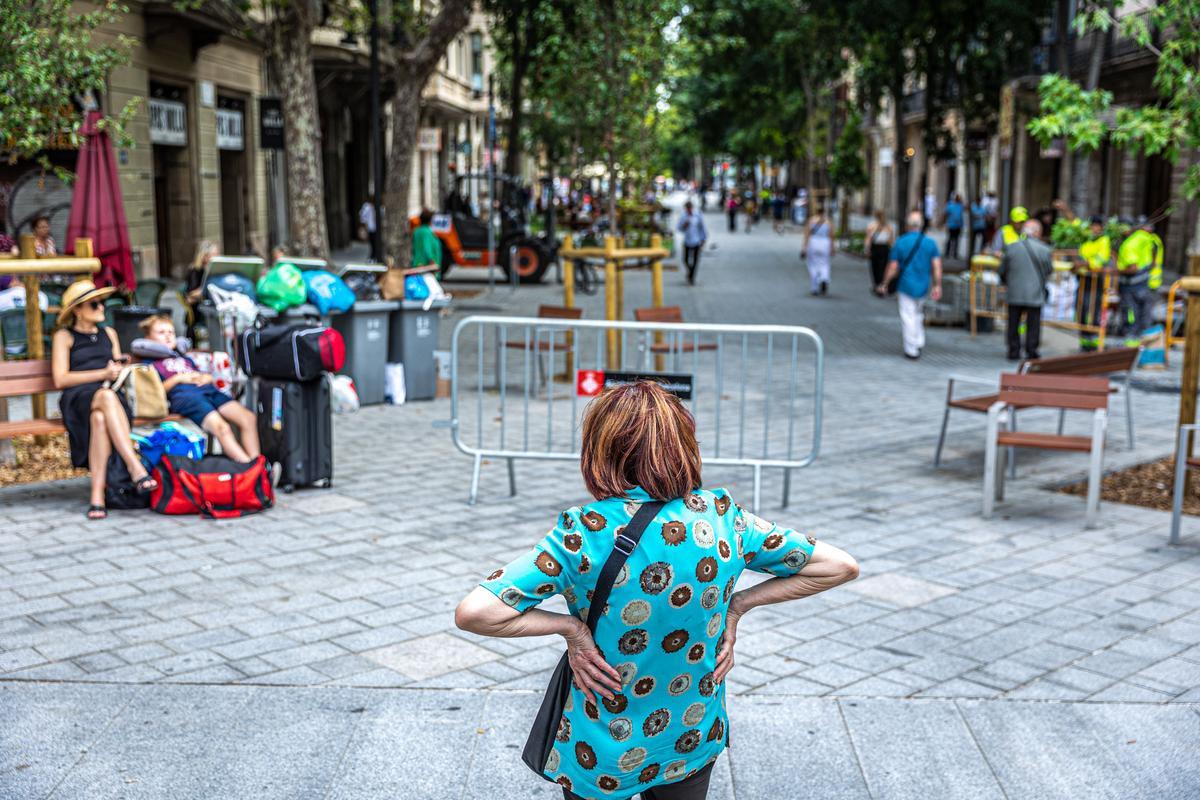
top-left (368, 0), bottom-right (383, 263)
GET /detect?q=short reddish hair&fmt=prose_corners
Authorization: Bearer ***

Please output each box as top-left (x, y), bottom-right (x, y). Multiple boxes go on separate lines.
top-left (580, 381), bottom-right (702, 501)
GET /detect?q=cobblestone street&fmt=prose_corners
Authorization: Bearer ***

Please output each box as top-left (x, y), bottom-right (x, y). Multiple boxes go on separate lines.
top-left (3, 202), bottom-right (1199, 798)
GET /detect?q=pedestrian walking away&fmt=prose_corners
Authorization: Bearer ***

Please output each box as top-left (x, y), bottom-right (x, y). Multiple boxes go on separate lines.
top-left (725, 196), bottom-right (738, 232)
top-left (455, 381), bottom-right (858, 800)
top-left (944, 193), bottom-right (964, 260)
top-left (969, 196), bottom-right (986, 259)
top-left (1116, 216), bottom-right (1164, 348)
top-left (802, 206), bottom-right (834, 296)
top-left (999, 219), bottom-right (1053, 360)
top-left (863, 209), bottom-right (894, 291)
top-left (676, 201), bottom-right (708, 286)
top-left (877, 211), bottom-right (942, 359)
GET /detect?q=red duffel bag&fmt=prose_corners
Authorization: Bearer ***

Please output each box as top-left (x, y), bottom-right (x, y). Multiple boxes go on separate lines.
top-left (151, 454), bottom-right (274, 519)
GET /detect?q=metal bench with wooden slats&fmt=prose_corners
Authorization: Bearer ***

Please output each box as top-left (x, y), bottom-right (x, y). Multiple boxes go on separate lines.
top-left (983, 373), bottom-right (1110, 526)
top-left (935, 346), bottom-right (1139, 468)
top-left (0, 360), bottom-right (183, 445)
top-left (496, 306), bottom-right (582, 390)
top-left (502, 305), bottom-right (582, 353)
top-left (633, 306), bottom-right (719, 354)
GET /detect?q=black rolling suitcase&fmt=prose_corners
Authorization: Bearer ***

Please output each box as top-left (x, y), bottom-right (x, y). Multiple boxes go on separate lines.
top-left (256, 376), bottom-right (333, 492)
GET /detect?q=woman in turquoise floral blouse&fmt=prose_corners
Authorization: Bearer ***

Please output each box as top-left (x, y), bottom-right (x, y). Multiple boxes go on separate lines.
top-left (456, 382), bottom-right (859, 800)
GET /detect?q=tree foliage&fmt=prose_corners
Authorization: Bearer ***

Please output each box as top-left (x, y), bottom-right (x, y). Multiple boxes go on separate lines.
top-left (0, 0), bottom-right (138, 173)
top-left (1031, 0), bottom-right (1200, 202)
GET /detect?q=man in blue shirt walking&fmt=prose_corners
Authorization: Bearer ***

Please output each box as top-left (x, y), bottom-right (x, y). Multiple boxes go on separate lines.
top-left (876, 211), bottom-right (943, 360)
top-left (676, 200), bottom-right (709, 285)
top-left (944, 192), bottom-right (964, 260)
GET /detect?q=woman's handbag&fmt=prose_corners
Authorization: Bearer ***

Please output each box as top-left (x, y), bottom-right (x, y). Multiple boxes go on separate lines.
top-left (521, 499), bottom-right (665, 779)
top-left (110, 364), bottom-right (169, 420)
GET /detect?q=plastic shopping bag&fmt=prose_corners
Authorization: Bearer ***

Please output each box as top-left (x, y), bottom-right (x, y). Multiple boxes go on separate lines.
top-left (330, 374), bottom-right (361, 414)
top-left (135, 421), bottom-right (207, 469)
top-left (302, 270), bottom-right (356, 315)
top-left (256, 262), bottom-right (306, 312)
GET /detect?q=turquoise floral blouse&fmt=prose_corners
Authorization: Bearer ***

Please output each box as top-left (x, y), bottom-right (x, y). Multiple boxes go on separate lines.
top-left (480, 486), bottom-right (817, 799)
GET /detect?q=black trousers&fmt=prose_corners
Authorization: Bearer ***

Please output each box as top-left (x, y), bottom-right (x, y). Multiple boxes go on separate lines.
top-left (1007, 304), bottom-right (1042, 359)
top-left (564, 763), bottom-right (714, 800)
top-left (945, 227), bottom-right (961, 260)
top-left (727, 210), bottom-right (737, 231)
top-left (684, 245), bottom-right (702, 283)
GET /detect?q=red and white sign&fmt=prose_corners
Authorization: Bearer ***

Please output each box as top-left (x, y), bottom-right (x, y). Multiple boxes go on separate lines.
top-left (576, 369), bottom-right (605, 397)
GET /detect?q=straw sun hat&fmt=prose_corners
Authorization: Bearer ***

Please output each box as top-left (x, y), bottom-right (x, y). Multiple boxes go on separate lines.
top-left (57, 280), bottom-right (116, 325)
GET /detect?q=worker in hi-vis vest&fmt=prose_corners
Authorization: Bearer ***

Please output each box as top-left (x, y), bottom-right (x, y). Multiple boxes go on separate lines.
top-left (990, 206), bottom-right (1028, 254)
top-left (1077, 215), bottom-right (1114, 351)
top-left (1116, 216), bottom-right (1164, 347)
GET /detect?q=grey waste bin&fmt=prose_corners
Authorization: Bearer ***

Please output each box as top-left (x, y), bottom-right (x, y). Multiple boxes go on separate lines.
top-left (389, 298), bottom-right (450, 401)
top-left (332, 300), bottom-right (396, 405)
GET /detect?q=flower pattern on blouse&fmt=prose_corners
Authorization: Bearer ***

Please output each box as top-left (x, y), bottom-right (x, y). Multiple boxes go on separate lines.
top-left (479, 487), bottom-right (818, 799)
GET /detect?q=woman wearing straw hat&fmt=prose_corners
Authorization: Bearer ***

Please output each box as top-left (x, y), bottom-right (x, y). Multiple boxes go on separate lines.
top-left (51, 280), bottom-right (158, 519)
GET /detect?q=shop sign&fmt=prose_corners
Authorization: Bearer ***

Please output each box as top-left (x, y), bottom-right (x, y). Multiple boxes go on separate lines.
top-left (418, 127), bottom-right (442, 151)
top-left (998, 84), bottom-right (1015, 151)
top-left (217, 107), bottom-right (244, 151)
top-left (149, 98), bottom-right (187, 146)
top-left (259, 97), bottom-right (285, 150)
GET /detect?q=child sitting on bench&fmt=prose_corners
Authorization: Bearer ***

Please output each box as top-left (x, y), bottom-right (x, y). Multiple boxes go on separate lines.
top-left (138, 315), bottom-right (260, 462)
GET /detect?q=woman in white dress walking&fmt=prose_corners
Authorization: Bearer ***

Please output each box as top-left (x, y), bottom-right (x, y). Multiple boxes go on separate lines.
top-left (802, 206), bottom-right (834, 296)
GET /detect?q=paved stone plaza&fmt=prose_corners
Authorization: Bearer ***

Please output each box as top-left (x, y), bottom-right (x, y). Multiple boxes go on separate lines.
top-left (2, 201), bottom-right (1199, 798)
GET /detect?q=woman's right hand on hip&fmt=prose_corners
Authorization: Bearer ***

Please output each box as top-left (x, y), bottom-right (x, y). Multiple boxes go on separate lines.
top-left (714, 605), bottom-right (744, 684)
top-left (565, 619), bottom-right (622, 705)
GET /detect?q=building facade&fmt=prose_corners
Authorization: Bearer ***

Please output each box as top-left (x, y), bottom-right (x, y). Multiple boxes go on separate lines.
top-left (863, 2), bottom-right (1197, 271)
top-left (105, 2), bottom-right (271, 279)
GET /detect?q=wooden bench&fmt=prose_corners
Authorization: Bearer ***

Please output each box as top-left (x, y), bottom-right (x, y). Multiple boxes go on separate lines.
top-left (983, 373), bottom-right (1110, 526)
top-left (634, 306), bottom-right (719, 354)
top-left (0, 360), bottom-right (183, 451)
top-left (935, 346), bottom-right (1139, 468)
top-left (496, 306), bottom-right (582, 389)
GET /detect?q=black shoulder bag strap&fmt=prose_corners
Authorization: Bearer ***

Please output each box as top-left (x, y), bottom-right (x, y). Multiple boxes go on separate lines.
top-left (897, 233), bottom-right (925, 277)
top-left (521, 499), bottom-right (666, 779)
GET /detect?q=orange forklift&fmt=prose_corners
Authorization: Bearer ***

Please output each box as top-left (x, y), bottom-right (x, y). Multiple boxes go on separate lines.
top-left (412, 172), bottom-right (553, 284)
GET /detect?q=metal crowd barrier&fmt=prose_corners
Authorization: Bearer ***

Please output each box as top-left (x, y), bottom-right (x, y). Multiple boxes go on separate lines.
top-left (968, 256), bottom-right (1112, 346)
top-left (443, 315), bottom-right (824, 509)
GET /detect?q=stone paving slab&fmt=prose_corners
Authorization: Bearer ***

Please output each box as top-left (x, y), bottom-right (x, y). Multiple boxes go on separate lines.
top-left (2, 196), bottom-right (1200, 797)
top-left (2, 682), bottom-right (1197, 799)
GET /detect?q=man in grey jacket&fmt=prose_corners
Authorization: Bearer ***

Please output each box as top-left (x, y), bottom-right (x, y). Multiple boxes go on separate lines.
top-left (999, 219), bottom-right (1053, 360)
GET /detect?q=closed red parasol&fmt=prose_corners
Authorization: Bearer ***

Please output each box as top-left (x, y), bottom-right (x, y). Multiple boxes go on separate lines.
top-left (67, 110), bottom-right (136, 291)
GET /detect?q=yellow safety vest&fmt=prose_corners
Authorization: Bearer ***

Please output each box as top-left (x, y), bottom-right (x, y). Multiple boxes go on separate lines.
top-left (1078, 235), bottom-right (1111, 272)
top-left (1001, 224), bottom-right (1021, 245)
top-left (1117, 230), bottom-right (1164, 289)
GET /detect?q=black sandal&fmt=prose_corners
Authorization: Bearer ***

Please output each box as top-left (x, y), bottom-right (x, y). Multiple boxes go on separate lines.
top-left (135, 475), bottom-right (158, 493)
top-left (86, 505), bottom-right (107, 520)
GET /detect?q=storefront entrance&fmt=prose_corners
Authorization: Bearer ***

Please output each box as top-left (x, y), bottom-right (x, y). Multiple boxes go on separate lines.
top-left (149, 82), bottom-right (193, 278)
top-left (217, 96), bottom-right (248, 255)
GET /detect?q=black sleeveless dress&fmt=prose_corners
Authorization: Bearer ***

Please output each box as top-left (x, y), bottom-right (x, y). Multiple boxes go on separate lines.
top-left (59, 328), bottom-right (131, 467)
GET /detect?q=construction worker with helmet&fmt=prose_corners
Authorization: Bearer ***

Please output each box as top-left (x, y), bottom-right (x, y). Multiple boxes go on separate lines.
top-left (1116, 215), bottom-right (1164, 348)
top-left (990, 206), bottom-right (1028, 254)
top-left (1076, 215), bottom-right (1114, 351)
